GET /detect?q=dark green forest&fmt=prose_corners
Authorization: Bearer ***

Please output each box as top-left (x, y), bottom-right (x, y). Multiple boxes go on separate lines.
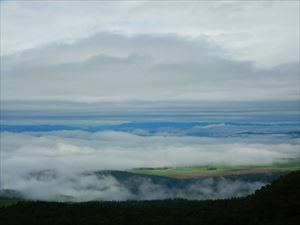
top-left (0, 171), bottom-right (299, 225)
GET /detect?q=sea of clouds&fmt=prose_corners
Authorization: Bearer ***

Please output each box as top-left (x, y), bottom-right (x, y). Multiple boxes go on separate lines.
top-left (1, 130), bottom-right (299, 201)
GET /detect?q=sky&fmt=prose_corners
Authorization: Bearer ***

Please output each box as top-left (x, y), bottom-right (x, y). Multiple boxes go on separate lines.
top-left (1, 1), bottom-right (300, 201)
top-left (1, 0), bottom-right (299, 103)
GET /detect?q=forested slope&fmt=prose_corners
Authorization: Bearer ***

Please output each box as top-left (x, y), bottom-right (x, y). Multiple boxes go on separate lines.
top-left (0, 171), bottom-right (299, 225)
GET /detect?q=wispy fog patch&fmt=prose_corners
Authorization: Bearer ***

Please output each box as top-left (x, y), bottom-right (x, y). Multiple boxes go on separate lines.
top-left (3, 169), bottom-right (267, 202)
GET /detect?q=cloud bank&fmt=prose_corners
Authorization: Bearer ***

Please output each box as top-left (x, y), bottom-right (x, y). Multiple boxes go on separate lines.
top-left (2, 131), bottom-right (299, 173)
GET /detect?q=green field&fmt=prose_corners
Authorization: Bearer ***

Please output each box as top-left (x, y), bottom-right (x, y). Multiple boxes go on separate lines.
top-left (130, 160), bottom-right (300, 178)
top-left (0, 199), bottom-right (19, 207)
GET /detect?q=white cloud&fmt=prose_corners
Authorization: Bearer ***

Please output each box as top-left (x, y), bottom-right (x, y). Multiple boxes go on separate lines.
top-left (1, 1), bottom-right (299, 67)
top-left (2, 130), bottom-right (299, 172)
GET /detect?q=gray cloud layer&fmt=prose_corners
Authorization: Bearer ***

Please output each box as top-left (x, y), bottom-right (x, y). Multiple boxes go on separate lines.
top-left (1, 32), bottom-right (299, 102)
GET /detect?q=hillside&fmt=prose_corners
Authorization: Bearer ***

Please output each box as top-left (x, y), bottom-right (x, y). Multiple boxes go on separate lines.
top-left (0, 171), bottom-right (299, 225)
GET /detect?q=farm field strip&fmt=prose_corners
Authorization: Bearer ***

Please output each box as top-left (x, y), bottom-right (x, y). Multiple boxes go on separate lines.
top-left (130, 161), bottom-right (300, 178)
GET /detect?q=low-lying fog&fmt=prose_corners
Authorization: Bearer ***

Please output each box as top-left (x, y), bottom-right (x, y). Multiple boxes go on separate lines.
top-left (1, 130), bottom-right (299, 201)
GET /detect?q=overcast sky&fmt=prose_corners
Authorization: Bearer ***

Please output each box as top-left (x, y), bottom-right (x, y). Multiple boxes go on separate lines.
top-left (1, 1), bottom-right (299, 103)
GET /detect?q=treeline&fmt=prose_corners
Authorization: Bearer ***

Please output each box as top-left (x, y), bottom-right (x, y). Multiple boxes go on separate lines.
top-left (0, 171), bottom-right (299, 225)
